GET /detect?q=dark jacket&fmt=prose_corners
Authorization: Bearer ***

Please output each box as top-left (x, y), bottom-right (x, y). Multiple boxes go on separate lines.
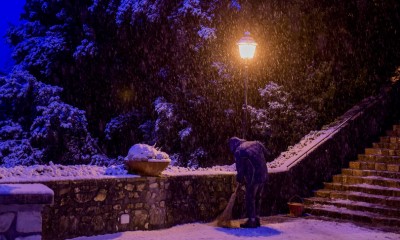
top-left (229, 137), bottom-right (270, 185)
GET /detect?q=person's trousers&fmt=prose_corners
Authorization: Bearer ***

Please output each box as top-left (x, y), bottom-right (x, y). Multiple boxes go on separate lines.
top-left (245, 183), bottom-right (264, 219)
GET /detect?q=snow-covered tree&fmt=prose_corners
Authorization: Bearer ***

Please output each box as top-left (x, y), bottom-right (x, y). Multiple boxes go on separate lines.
top-left (248, 82), bottom-right (317, 157)
top-left (0, 69), bottom-right (101, 166)
top-left (4, 0), bottom-right (399, 167)
top-left (104, 110), bottom-right (147, 156)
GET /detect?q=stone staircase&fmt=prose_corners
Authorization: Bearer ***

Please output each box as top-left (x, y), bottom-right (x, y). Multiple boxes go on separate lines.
top-left (304, 124), bottom-right (400, 227)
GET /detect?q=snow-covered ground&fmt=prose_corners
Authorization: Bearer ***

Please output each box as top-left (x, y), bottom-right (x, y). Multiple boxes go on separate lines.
top-left (70, 217), bottom-right (400, 240)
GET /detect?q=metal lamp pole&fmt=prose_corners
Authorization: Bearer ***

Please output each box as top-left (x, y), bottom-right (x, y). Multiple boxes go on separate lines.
top-left (237, 32), bottom-right (257, 139)
top-left (243, 62), bottom-right (249, 139)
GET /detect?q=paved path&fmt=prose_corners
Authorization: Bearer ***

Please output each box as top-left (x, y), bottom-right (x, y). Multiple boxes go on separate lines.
top-left (71, 216), bottom-right (400, 240)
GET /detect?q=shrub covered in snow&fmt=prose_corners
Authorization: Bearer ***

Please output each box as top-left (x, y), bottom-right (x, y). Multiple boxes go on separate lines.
top-left (0, 70), bottom-right (103, 166)
top-left (248, 82), bottom-right (318, 158)
top-left (104, 111), bottom-right (148, 157)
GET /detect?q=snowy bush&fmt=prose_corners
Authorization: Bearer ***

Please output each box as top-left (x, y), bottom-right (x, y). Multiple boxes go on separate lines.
top-left (0, 140), bottom-right (41, 167)
top-left (11, 30), bottom-right (66, 76)
top-left (248, 82), bottom-right (318, 157)
top-left (115, 0), bottom-right (164, 25)
top-left (188, 147), bottom-right (208, 169)
top-left (0, 69), bottom-right (102, 166)
top-left (73, 39), bottom-right (98, 60)
top-left (0, 121), bottom-right (24, 140)
top-left (104, 111), bottom-right (147, 157)
top-left (153, 97), bottom-right (189, 156)
top-left (30, 101), bottom-right (99, 164)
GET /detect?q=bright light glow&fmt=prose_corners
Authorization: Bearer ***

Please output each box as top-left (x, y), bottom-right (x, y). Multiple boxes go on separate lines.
top-left (237, 32), bottom-right (257, 59)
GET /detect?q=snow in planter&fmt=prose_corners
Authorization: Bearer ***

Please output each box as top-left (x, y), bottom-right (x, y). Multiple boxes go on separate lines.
top-left (125, 143), bottom-right (170, 162)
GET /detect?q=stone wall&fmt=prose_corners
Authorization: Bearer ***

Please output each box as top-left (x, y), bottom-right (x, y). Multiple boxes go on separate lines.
top-left (0, 184), bottom-right (54, 240)
top-left (39, 174), bottom-right (240, 239)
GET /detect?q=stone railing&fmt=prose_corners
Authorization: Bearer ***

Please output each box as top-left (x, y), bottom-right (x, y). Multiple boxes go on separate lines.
top-left (0, 81), bottom-right (398, 240)
top-left (0, 184), bottom-right (54, 240)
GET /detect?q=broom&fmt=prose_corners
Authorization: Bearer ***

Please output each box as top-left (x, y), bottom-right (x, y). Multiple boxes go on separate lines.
top-left (214, 184), bottom-right (241, 228)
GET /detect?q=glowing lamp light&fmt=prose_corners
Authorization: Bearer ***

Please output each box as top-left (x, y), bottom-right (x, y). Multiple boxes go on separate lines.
top-left (237, 31), bottom-right (257, 59)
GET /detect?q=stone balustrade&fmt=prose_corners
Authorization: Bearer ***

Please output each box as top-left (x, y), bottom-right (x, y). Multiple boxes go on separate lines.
top-left (0, 184), bottom-right (54, 240)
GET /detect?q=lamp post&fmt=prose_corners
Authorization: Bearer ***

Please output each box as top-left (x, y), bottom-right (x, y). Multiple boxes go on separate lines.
top-left (237, 31), bottom-right (257, 139)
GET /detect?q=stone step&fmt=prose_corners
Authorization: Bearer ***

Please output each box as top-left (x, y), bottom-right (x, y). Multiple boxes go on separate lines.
top-left (380, 136), bottom-right (400, 144)
top-left (304, 204), bottom-right (400, 227)
top-left (365, 148), bottom-right (400, 156)
top-left (386, 129), bottom-right (400, 137)
top-left (323, 182), bottom-right (400, 197)
top-left (314, 189), bottom-right (400, 208)
top-left (306, 124), bottom-right (400, 228)
top-left (373, 142), bottom-right (400, 150)
top-left (348, 161), bottom-right (400, 172)
top-left (358, 154), bottom-right (400, 164)
top-left (341, 168), bottom-right (400, 179)
top-left (386, 129), bottom-right (400, 136)
top-left (304, 197), bottom-right (400, 218)
top-left (333, 174), bottom-right (400, 188)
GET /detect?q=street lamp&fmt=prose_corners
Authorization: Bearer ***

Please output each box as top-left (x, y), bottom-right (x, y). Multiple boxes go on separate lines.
top-left (237, 31), bottom-right (257, 138)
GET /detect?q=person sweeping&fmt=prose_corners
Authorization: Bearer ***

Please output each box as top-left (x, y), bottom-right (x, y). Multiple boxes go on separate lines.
top-left (228, 137), bottom-right (270, 228)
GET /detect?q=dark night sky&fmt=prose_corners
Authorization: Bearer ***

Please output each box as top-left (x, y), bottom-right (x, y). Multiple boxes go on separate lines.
top-left (0, 0), bottom-right (25, 74)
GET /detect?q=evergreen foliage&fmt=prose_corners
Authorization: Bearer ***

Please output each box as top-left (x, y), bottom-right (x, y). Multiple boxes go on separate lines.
top-left (1, 0), bottom-right (399, 167)
top-left (0, 70), bottom-right (100, 166)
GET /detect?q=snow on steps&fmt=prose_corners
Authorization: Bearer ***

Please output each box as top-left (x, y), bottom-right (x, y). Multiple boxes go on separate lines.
top-left (305, 197), bottom-right (400, 218)
top-left (304, 123), bottom-right (400, 227)
top-left (314, 189), bottom-right (400, 208)
top-left (333, 175), bottom-right (400, 188)
top-left (323, 182), bottom-right (400, 197)
top-left (341, 168), bottom-right (400, 179)
top-left (306, 204), bottom-right (400, 227)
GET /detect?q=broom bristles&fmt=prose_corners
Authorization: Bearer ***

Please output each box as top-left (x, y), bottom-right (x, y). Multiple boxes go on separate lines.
top-left (215, 185), bottom-right (240, 228)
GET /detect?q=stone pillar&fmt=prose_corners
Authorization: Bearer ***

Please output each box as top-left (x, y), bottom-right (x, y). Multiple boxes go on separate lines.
top-left (0, 184), bottom-right (54, 240)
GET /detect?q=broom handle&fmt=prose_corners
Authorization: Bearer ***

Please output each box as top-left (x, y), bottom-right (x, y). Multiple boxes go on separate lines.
top-left (229, 184), bottom-right (241, 203)
top-left (234, 184), bottom-right (240, 194)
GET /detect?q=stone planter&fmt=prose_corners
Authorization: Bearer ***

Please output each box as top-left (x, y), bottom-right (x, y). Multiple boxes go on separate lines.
top-left (125, 160), bottom-right (170, 177)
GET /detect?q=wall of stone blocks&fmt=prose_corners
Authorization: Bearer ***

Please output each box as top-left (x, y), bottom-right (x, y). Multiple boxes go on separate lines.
top-left (0, 204), bottom-right (43, 240)
top-left (0, 184), bottom-right (54, 240)
top-left (39, 175), bottom-right (240, 240)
